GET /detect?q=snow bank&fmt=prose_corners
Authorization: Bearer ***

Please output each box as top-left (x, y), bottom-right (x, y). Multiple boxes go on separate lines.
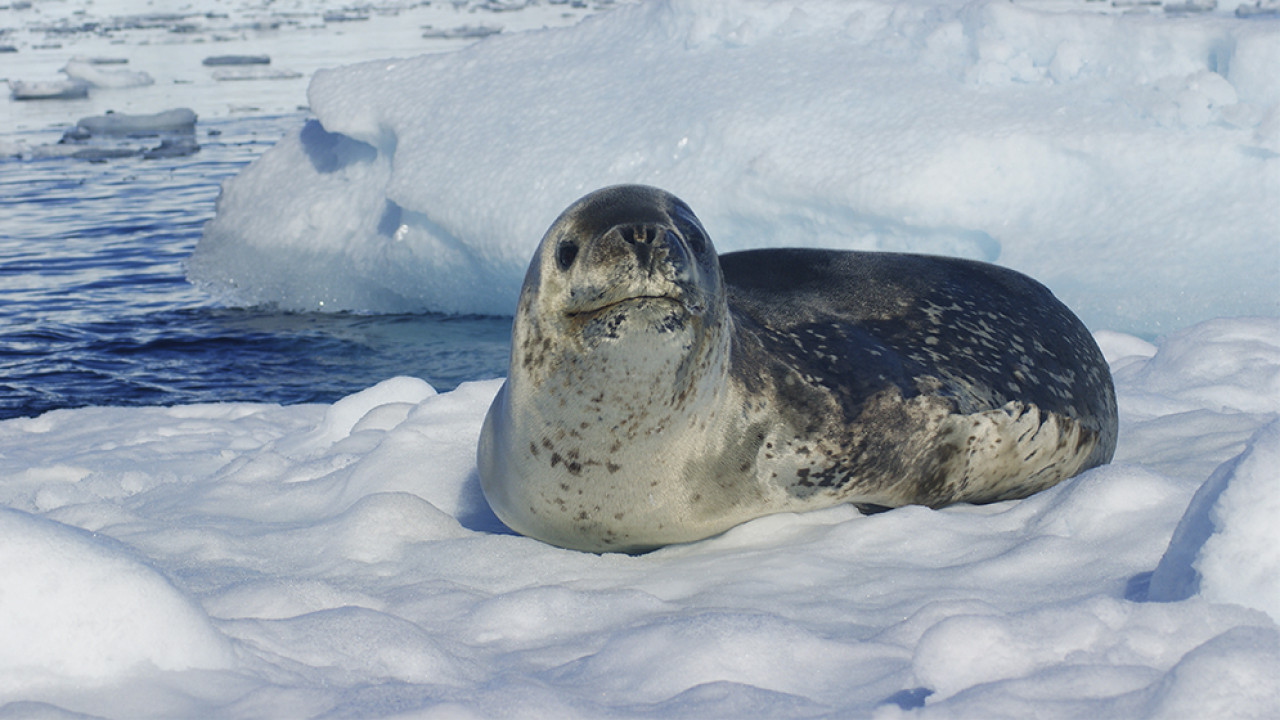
top-left (1148, 418), bottom-right (1280, 622)
top-left (190, 0), bottom-right (1280, 334)
top-left (1, 316), bottom-right (1278, 718)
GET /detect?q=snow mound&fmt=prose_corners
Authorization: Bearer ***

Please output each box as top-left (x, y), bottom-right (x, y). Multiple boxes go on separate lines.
top-left (0, 509), bottom-right (233, 689)
top-left (189, 0), bottom-right (1280, 334)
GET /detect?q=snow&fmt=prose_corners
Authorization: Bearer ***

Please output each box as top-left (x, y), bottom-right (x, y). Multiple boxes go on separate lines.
top-left (190, 0), bottom-right (1279, 336)
top-left (1, 317), bottom-right (1278, 718)
top-left (1149, 418), bottom-right (1280, 620)
top-left (0, 509), bottom-right (235, 687)
top-left (4, 0), bottom-right (1280, 717)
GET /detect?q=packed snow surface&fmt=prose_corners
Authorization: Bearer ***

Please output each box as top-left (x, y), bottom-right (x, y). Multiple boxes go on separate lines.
top-left (191, 0), bottom-right (1280, 335)
top-left (1, 318), bottom-right (1278, 718)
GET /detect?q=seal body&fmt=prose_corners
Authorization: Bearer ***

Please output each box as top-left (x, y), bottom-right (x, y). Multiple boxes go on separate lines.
top-left (478, 185), bottom-right (1117, 553)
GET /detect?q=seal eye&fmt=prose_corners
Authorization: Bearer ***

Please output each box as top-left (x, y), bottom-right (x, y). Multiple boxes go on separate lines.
top-left (556, 241), bottom-right (579, 270)
top-left (682, 227), bottom-right (706, 254)
top-left (669, 203), bottom-right (707, 254)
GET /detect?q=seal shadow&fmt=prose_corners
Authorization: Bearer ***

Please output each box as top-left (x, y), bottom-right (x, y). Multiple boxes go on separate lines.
top-left (881, 687), bottom-right (934, 710)
top-left (455, 468), bottom-right (518, 536)
top-left (1124, 571), bottom-right (1153, 602)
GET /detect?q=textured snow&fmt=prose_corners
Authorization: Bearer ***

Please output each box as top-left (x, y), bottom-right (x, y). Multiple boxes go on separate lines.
top-left (1, 318), bottom-right (1278, 718)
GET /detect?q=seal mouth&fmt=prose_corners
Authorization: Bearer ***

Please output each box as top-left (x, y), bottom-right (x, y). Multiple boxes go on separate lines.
top-left (565, 294), bottom-right (686, 319)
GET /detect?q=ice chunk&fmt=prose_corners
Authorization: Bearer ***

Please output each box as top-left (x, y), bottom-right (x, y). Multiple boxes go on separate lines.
top-left (61, 60), bottom-right (154, 89)
top-left (323, 12), bottom-right (369, 22)
top-left (421, 24), bottom-right (502, 39)
top-left (75, 108), bottom-right (197, 136)
top-left (8, 79), bottom-right (89, 101)
top-left (202, 54), bottom-right (271, 66)
top-left (211, 67), bottom-right (303, 81)
top-left (143, 136), bottom-right (201, 159)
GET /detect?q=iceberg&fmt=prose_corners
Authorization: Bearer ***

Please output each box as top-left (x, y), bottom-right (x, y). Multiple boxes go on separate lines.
top-left (190, 0), bottom-right (1280, 335)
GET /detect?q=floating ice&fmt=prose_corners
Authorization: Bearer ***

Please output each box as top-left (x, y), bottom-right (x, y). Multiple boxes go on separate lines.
top-left (211, 67), bottom-right (303, 82)
top-left (201, 54), bottom-right (271, 66)
top-left (7, 78), bottom-right (89, 101)
top-left (61, 59), bottom-right (154, 89)
top-left (74, 108), bottom-right (197, 137)
top-left (190, 0), bottom-right (1280, 334)
top-left (421, 24), bottom-right (503, 39)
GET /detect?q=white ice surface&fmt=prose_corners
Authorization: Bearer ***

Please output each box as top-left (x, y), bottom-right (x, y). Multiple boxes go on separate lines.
top-left (190, 0), bottom-right (1280, 335)
top-left (1, 317), bottom-right (1278, 718)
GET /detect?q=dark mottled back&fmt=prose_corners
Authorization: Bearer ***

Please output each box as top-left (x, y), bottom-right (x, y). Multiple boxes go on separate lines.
top-left (720, 248), bottom-right (1116, 441)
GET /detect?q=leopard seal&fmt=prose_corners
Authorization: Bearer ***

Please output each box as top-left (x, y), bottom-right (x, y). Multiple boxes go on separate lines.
top-left (477, 185), bottom-right (1117, 553)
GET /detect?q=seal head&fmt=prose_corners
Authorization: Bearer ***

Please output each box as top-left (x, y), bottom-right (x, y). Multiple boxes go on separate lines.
top-left (478, 185), bottom-right (747, 551)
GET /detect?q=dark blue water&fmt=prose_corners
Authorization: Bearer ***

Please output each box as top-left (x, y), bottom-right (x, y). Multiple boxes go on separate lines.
top-left (0, 114), bottom-right (511, 420)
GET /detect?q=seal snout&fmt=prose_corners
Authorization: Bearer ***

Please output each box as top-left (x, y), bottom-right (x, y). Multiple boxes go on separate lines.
top-left (605, 222), bottom-right (688, 277)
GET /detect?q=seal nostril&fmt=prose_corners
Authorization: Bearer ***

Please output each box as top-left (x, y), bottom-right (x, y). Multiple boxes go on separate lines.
top-left (556, 242), bottom-right (578, 270)
top-left (618, 224), bottom-right (660, 246)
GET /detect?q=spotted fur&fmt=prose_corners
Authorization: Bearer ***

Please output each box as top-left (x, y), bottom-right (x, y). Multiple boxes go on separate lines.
top-left (478, 186), bottom-right (1117, 553)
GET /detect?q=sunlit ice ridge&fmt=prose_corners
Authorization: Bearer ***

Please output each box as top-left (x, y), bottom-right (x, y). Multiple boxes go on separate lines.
top-left (187, 0), bottom-right (1280, 335)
